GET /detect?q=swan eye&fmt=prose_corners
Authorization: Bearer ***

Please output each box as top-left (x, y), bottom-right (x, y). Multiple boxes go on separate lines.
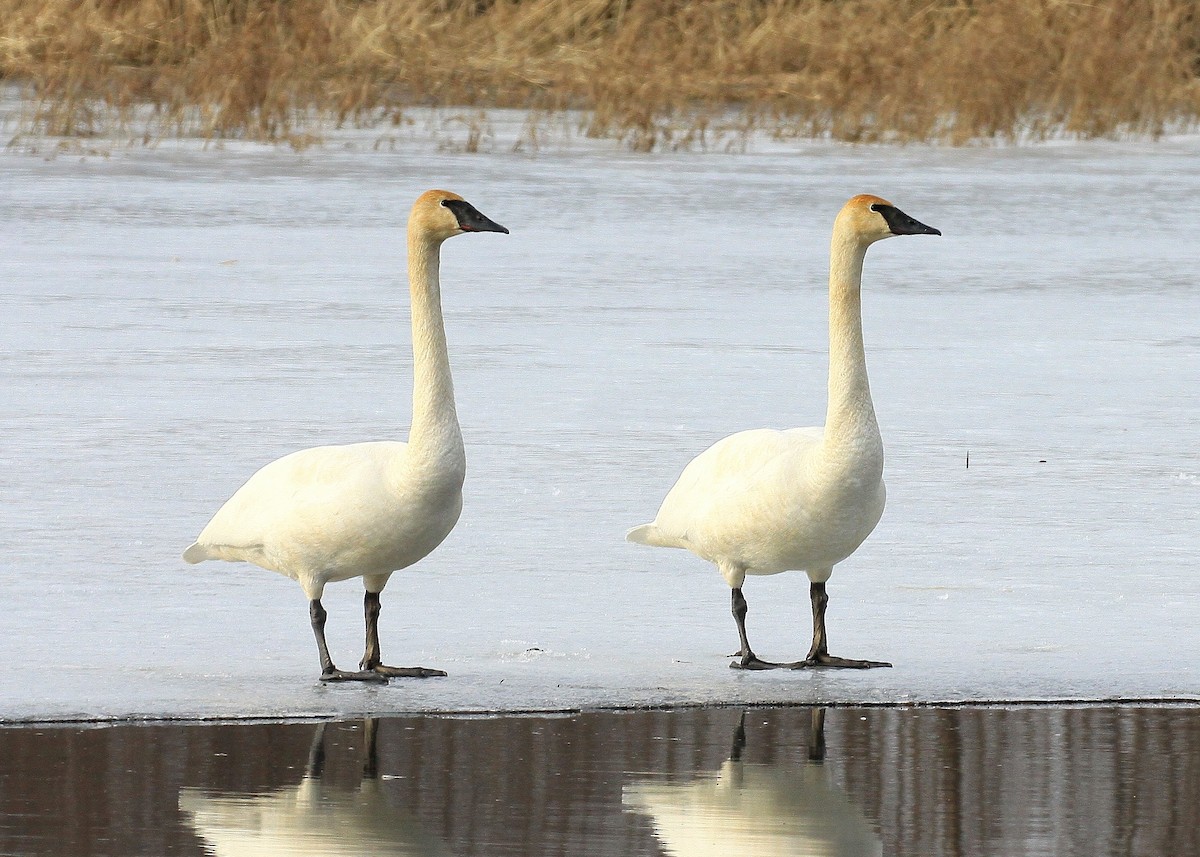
top-left (869, 203), bottom-right (882, 212)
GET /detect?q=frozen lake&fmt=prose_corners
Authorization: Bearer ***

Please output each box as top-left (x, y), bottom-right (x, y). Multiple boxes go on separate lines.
top-left (2, 115), bottom-right (1198, 722)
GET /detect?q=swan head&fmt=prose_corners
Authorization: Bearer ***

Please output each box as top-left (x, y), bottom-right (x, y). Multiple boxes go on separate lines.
top-left (839, 194), bottom-right (940, 244)
top-left (410, 190), bottom-right (509, 242)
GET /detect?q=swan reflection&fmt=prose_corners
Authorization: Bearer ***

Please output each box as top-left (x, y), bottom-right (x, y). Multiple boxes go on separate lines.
top-left (179, 718), bottom-right (452, 857)
top-left (624, 710), bottom-right (882, 857)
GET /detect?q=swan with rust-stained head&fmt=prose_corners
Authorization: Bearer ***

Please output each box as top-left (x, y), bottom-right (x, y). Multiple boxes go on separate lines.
top-left (184, 189), bottom-right (508, 683)
top-left (628, 194), bottom-right (939, 670)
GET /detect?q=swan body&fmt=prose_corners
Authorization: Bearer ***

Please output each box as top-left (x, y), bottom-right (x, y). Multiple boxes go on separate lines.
top-left (627, 424), bottom-right (883, 579)
top-left (628, 195), bottom-right (938, 670)
top-left (183, 440), bottom-right (464, 596)
top-left (184, 189), bottom-right (508, 682)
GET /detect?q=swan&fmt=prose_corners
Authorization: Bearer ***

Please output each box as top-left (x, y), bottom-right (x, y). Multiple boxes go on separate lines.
top-left (183, 189), bottom-right (508, 683)
top-left (627, 195), bottom-right (939, 670)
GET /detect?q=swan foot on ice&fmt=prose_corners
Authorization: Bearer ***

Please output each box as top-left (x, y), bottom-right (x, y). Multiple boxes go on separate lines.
top-left (729, 653), bottom-right (890, 670)
top-left (312, 599), bottom-right (393, 683)
top-left (363, 663), bottom-right (447, 679)
top-left (320, 668), bottom-right (390, 684)
top-left (787, 654), bottom-right (892, 670)
top-left (793, 582), bottom-right (892, 669)
top-left (728, 581), bottom-right (893, 669)
top-left (359, 592), bottom-right (447, 679)
top-left (729, 653), bottom-right (789, 670)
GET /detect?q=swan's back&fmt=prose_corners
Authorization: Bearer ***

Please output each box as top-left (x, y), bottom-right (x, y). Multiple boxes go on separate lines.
top-left (630, 425), bottom-right (885, 574)
top-left (665, 427), bottom-right (825, 504)
top-left (632, 427), bottom-right (822, 547)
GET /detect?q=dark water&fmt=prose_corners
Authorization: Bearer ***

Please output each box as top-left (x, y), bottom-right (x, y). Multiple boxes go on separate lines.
top-left (2, 705), bottom-right (1197, 856)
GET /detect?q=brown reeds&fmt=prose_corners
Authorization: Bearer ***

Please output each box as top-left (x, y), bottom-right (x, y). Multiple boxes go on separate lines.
top-left (2, 0), bottom-right (1199, 147)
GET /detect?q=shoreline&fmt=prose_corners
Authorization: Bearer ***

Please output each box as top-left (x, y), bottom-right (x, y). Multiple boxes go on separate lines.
top-left (6, 695), bottom-right (1200, 729)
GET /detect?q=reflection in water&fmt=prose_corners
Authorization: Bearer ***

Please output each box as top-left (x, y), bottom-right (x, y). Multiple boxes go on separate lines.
top-left (178, 719), bottom-right (452, 857)
top-left (624, 710), bottom-right (882, 857)
top-left (1, 707), bottom-right (1198, 856)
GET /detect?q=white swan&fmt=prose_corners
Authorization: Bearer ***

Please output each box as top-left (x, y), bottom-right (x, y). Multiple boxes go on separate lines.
top-left (183, 190), bottom-right (508, 682)
top-left (627, 195), bottom-right (939, 670)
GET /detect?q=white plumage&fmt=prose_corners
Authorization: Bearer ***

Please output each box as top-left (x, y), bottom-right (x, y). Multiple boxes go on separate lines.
top-left (629, 194), bottom-right (939, 670)
top-left (184, 441), bottom-right (463, 596)
top-left (184, 189), bottom-right (508, 682)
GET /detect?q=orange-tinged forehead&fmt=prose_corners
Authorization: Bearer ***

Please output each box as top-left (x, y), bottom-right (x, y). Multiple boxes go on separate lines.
top-left (416, 189), bottom-right (464, 206)
top-left (848, 193), bottom-right (892, 209)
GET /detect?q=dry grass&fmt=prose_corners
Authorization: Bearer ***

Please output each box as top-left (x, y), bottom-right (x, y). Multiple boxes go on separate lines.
top-left (2, 0), bottom-right (1199, 148)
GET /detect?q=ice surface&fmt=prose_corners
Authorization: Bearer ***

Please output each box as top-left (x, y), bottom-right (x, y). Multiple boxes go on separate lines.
top-left (2, 108), bottom-right (1198, 721)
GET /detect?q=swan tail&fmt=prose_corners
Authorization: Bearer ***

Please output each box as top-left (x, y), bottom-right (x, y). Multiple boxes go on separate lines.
top-left (626, 523), bottom-right (675, 547)
top-left (182, 542), bottom-right (211, 564)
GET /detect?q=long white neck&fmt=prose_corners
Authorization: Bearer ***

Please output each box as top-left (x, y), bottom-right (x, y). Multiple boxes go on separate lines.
top-left (406, 232), bottom-right (463, 459)
top-left (823, 229), bottom-right (879, 449)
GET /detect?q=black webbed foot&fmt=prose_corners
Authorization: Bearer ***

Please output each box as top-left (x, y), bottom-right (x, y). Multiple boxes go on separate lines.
top-left (320, 668), bottom-right (389, 683)
top-left (789, 654), bottom-right (891, 670)
top-left (369, 664), bottom-right (447, 678)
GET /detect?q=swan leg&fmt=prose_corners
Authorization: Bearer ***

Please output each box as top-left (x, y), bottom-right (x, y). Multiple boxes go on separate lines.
top-left (310, 598), bottom-right (387, 683)
top-left (729, 587), bottom-right (786, 670)
top-left (359, 590), bottom-right (447, 679)
top-left (793, 582), bottom-right (891, 669)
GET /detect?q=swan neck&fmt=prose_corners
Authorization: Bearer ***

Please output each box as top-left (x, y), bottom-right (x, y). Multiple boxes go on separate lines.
top-left (824, 232), bottom-right (877, 446)
top-left (406, 232), bottom-right (462, 455)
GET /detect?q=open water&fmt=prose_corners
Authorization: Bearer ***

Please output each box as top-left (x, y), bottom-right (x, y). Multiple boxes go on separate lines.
top-left (3, 706), bottom-right (1198, 856)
